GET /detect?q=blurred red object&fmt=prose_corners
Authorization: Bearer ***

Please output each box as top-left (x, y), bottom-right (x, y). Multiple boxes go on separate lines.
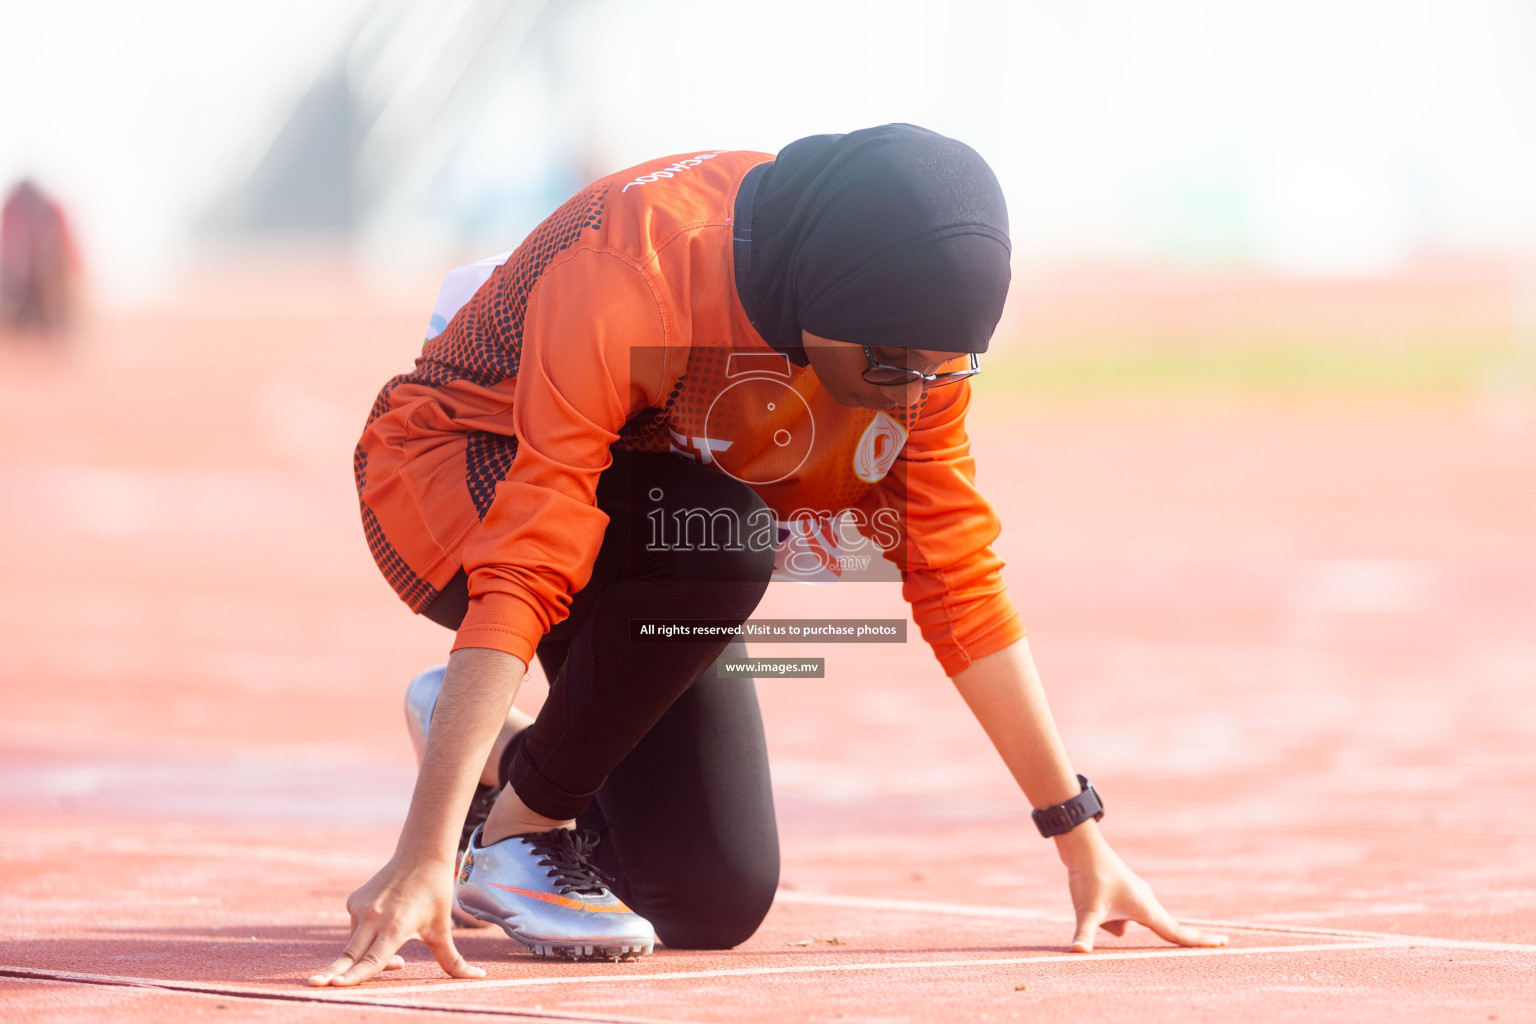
top-left (1, 179), bottom-right (81, 338)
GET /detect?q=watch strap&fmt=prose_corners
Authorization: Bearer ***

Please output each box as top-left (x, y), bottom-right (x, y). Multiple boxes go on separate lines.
top-left (1031, 774), bottom-right (1105, 838)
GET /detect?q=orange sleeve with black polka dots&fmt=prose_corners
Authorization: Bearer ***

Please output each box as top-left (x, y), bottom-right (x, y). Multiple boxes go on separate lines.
top-left (452, 249), bottom-right (665, 662)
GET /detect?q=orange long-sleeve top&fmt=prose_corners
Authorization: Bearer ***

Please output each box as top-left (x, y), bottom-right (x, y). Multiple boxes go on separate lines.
top-left (355, 149), bottom-right (1024, 677)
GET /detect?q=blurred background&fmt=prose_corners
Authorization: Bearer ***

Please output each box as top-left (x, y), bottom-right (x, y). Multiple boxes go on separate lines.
top-left (4, 0), bottom-right (1536, 285)
top-left (5, 0), bottom-right (1536, 404)
top-left (1, 0), bottom-right (1534, 876)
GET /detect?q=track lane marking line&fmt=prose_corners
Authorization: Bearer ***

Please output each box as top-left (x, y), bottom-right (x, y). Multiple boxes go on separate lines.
top-left (0, 943), bottom-right (1399, 1002)
top-left (0, 829), bottom-right (382, 871)
top-left (368, 941), bottom-right (1400, 994)
top-left (8, 831), bottom-right (1531, 955)
top-left (774, 891), bottom-right (1536, 954)
top-left (1179, 917), bottom-right (1536, 953)
top-left (0, 967), bottom-right (703, 1024)
top-left (773, 889), bottom-right (1065, 921)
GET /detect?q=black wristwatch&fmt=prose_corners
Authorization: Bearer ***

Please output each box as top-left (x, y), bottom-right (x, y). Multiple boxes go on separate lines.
top-left (1031, 775), bottom-right (1105, 838)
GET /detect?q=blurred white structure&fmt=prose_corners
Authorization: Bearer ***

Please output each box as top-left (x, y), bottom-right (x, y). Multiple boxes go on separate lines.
top-left (3, 0), bottom-right (1536, 300)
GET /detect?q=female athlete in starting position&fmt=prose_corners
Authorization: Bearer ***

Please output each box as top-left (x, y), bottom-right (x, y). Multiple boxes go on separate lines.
top-left (312, 124), bottom-right (1224, 986)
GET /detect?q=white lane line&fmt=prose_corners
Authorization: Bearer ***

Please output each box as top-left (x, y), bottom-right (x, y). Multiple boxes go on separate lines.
top-left (776, 891), bottom-right (1536, 955)
top-left (0, 828), bottom-right (381, 871)
top-left (9, 829), bottom-right (1532, 956)
top-left (774, 889), bottom-right (1066, 922)
top-left (0, 966), bottom-right (704, 1024)
top-left (371, 942), bottom-right (1398, 994)
top-left (1180, 918), bottom-right (1536, 955)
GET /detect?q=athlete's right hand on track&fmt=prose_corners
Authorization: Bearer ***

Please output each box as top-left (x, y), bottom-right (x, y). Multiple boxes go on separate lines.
top-left (1060, 828), bottom-right (1227, 953)
top-left (308, 854), bottom-right (486, 987)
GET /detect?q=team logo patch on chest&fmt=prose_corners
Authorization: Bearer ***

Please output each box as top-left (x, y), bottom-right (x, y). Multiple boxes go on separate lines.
top-left (853, 412), bottom-right (907, 483)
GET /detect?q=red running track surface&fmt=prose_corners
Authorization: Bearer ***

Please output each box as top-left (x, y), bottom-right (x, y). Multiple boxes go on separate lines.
top-left (2, 270), bottom-right (1533, 1022)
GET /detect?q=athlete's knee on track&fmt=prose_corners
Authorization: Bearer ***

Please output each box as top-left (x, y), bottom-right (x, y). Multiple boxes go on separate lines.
top-left (649, 857), bottom-right (779, 950)
top-left (623, 822), bottom-right (780, 950)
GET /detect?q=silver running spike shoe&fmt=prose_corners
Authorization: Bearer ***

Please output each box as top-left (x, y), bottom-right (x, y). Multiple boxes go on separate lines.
top-left (403, 665), bottom-right (448, 763)
top-left (456, 825), bottom-right (655, 960)
top-left (404, 665), bottom-right (497, 928)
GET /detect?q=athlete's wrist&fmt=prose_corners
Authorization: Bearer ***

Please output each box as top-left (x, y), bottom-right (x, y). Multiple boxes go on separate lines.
top-left (393, 828), bottom-right (461, 871)
top-left (396, 797), bottom-right (475, 867)
top-left (1052, 818), bottom-right (1111, 869)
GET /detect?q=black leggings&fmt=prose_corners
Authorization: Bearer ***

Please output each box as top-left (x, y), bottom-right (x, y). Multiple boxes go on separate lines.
top-left (423, 451), bottom-right (779, 949)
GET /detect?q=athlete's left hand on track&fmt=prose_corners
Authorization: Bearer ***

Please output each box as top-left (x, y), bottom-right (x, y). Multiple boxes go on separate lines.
top-left (1060, 827), bottom-right (1227, 953)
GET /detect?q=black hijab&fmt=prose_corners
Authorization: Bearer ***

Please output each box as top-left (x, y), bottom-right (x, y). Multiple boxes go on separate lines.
top-left (735, 124), bottom-right (1011, 364)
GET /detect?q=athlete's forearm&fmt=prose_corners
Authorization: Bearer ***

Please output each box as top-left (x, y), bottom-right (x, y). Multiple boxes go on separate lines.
top-left (950, 638), bottom-right (1111, 866)
top-left (395, 647), bottom-right (526, 865)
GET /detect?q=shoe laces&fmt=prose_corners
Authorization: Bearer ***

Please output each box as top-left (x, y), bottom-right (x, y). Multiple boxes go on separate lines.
top-left (520, 829), bottom-right (616, 897)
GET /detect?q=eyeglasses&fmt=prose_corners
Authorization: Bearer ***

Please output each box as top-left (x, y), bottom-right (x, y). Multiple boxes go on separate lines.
top-left (860, 346), bottom-right (981, 389)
